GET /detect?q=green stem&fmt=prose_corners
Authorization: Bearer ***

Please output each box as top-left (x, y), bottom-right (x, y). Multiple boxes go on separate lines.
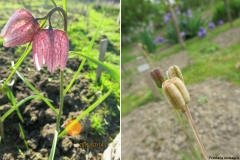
top-left (56, 70), bottom-right (64, 132)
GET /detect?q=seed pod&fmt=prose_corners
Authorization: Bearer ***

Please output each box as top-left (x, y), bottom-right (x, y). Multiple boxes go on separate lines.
top-left (162, 80), bottom-right (186, 110)
top-left (169, 77), bottom-right (190, 104)
top-left (150, 67), bottom-right (165, 88)
top-left (167, 65), bottom-right (184, 82)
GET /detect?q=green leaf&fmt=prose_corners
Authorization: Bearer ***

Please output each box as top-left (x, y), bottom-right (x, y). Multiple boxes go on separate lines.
top-left (64, 15), bottom-right (104, 95)
top-left (4, 86), bottom-right (24, 123)
top-left (51, 0), bottom-right (64, 20)
top-left (18, 123), bottom-right (29, 150)
top-left (49, 130), bottom-right (58, 160)
top-left (62, 0), bottom-right (67, 13)
top-left (58, 88), bottom-right (112, 138)
top-left (12, 62), bottom-right (58, 115)
top-left (1, 95), bottom-right (52, 122)
top-left (70, 51), bottom-right (120, 83)
top-left (180, 151), bottom-right (194, 160)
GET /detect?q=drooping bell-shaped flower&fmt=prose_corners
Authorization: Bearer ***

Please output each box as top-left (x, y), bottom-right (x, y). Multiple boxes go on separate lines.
top-left (32, 28), bottom-right (69, 73)
top-left (0, 8), bottom-right (39, 47)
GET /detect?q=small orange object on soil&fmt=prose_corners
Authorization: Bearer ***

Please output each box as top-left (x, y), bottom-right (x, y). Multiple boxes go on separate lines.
top-left (66, 120), bottom-right (82, 136)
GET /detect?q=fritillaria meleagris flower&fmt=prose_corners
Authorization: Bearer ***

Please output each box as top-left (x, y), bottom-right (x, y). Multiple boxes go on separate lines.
top-left (32, 28), bottom-right (69, 73)
top-left (0, 8), bottom-right (39, 47)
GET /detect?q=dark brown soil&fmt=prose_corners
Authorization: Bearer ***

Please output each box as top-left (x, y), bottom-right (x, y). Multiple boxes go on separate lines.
top-left (0, 50), bottom-right (119, 160)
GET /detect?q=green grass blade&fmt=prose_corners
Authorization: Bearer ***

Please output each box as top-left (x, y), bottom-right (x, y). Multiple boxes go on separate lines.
top-left (1, 95), bottom-right (53, 122)
top-left (0, 115), bottom-right (4, 144)
top-left (5, 86), bottom-right (24, 123)
top-left (62, 0), bottom-right (67, 13)
top-left (180, 151), bottom-right (193, 160)
top-left (12, 62), bottom-right (58, 115)
top-left (58, 88), bottom-right (112, 138)
top-left (70, 51), bottom-right (120, 83)
top-left (17, 95), bottom-right (53, 108)
top-left (1, 44), bottom-right (32, 90)
top-left (64, 15), bottom-right (104, 95)
top-left (51, 0), bottom-right (64, 20)
top-left (18, 123), bottom-right (29, 150)
top-left (49, 130), bottom-right (58, 160)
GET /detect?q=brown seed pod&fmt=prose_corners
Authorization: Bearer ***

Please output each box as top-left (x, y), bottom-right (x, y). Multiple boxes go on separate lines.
top-left (150, 67), bottom-right (165, 88)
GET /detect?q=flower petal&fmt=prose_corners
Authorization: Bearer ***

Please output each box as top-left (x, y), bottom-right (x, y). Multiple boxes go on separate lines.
top-left (32, 29), bottom-right (51, 70)
top-left (53, 30), bottom-right (69, 70)
top-left (0, 8), bottom-right (33, 38)
top-left (32, 29), bottom-right (69, 73)
top-left (3, 20), bottom-right (39, 47)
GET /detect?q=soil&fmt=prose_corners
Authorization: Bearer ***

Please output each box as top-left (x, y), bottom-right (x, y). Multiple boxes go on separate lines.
top-left (0, 50), bottom-right (119, 160)
top-left (121, 26), bottom-right (240, 159)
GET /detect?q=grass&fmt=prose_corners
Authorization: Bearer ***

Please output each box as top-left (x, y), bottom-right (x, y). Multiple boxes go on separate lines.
top-left (121, 90), bottom-right (154, 116)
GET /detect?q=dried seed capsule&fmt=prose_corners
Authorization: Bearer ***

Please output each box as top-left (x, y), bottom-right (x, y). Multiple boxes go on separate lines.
top-left (162, 80), bottom-right (186, 110)
top-left (169, 77), bottom-right (190, 104)
top-left (167, 65), bottom-right (184, 82)
top-left (150, 67), bottom-right (165, 88)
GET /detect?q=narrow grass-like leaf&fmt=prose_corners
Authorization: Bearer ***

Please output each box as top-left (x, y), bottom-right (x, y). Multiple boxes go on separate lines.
top-left (5, 86), bottom-right (24, 122)
top-left (51, 0), bottom-right (64, 20)
top-left (62, 0), bottom-right (67, 13)
top-left (11, 62), bottom-right (58, 115)
top-left (59, 88), bottom-right (112, 138)
top-left (0, 115), bottom-right (3, 144)
top-left (18, 123), bottom-right (29, 150)
top-left (1, 44), bottom-right (32, 90)
top-left (1, 95), bottom-right (52, 122)
top-left (64, 15), bottom-right (104, 95)
top-left (173, 109), bottom-right (200, 160)
top-left (49, 130), bottom-right (58, 160)
top-left (70, 51), bottom-right (120, 83)
top-left (180, 151), bottom-right (194, 160)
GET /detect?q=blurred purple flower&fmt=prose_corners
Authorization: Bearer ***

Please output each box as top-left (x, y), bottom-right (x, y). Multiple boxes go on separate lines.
top-left (157, 36), bottom-right (164, 43)
top-left (152, 39), bottom-right (158, 45)
top-left (199, 26), bottom-right (204, 31)
top-left (218, 20), bottom-right (224, 25)
top-left (175, 6), bottom-right (181, 14)
top-left (164, 12), bottom-right (171, 23)
top-left (187, 9), bottom-right (192, 18)
top-left (180, 31), bottom-right (185, 38)
top-left (167, 12), bottom-right (171, 18)
top-left (198, 29), bottom-right (207, 38)
top-left (208, 22), bottom-right (216, 29)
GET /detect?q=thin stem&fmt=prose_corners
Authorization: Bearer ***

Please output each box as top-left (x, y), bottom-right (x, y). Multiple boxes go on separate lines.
top-left (173, 109), bottom-right (200, 160)
top-left (56, 70), bottom-right (64, 132)
top-left (35, 7), bottom-right (67, 31)
top-left (183, 105), bottom-right (208, 160)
